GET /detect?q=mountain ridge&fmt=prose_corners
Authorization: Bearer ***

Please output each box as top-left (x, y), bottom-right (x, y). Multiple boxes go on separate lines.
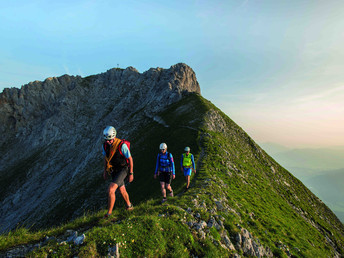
top-left (0, 64), bottom-right (343, 257)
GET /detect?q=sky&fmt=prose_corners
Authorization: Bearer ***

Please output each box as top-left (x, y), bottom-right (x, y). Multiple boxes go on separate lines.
top-left (1, 0), bottom-right (344, 148)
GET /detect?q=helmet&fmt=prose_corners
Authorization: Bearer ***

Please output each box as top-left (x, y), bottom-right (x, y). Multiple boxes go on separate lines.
top-left (184, 146), bottom-right (190, 152)
top-left (159, 143), bottom-right (167, 150)
top-left (103, 126), bottom-right (116, 140)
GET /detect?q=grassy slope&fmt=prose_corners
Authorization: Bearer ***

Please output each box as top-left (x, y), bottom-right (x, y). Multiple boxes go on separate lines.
top-left (1, 93), bottom-right (343, 257)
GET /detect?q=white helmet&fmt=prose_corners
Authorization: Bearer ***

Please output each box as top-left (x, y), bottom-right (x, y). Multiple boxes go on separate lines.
top-left (103, 126), bottom-right (116, 140)
top-left (184, 146), bottom-right (190, 152)
top-left (159, 143), bottom-right (167, 150)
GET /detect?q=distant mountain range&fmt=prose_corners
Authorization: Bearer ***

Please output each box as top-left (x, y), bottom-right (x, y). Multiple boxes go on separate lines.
top-left (260, 142), bottom-right (344, 222)
top-left (259, 142), bottom-right (344, 171)
top-left (305, 168), bottom-right (344, 223)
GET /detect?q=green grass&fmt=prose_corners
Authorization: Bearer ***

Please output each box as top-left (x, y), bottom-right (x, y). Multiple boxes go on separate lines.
top-left (2, 201), bottom-right (227, 257)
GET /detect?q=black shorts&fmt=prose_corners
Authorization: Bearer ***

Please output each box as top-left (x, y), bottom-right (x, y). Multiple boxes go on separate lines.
top-left (111, 167), bottom-right (129, 187)
top-left (159, 171), bottom-right (172, 185)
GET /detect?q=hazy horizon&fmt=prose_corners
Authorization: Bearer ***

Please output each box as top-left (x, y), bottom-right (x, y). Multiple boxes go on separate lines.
top-left (1, 1), bottom-right (344, 148)
top-left (258, 141), bottom-right (344, 150)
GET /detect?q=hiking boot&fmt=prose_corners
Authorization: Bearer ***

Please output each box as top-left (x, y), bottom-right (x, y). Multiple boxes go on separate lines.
top-left (126, 203), bottom-right (134, 211)
top-left (103, 213), bottom-right (112, 219)
top-left (169, 191), bottom-right (174, 197)
top-left (161, 198), bottom-right (167, 203)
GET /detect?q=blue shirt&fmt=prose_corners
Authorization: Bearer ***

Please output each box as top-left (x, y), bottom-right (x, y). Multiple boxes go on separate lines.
top-left (155, 152), bottom-right (175, 175)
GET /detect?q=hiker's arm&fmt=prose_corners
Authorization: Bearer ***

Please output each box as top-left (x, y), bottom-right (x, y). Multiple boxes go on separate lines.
top-left (192, 154), bottom-right (196, 173)
top-left (128, 156), bottom-right (134, 182)
top-left (154, 154), bottom-right (159, 178)
top-left (102, 145), bottom-right (108, 180)
top-left (170, 154), bottom-right (176, 179)
top-left (180, 155), bottom-right (184, 172)
top-left (103, 160), bottom-right (108, 180)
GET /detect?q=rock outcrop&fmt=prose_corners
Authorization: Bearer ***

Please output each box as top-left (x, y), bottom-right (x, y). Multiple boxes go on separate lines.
top-left (0, 63), bottom-right (200, 233)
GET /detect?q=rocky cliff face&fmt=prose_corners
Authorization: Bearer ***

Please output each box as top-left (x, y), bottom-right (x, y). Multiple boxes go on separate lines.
top-left (0, 63), bottom-right (200, 233)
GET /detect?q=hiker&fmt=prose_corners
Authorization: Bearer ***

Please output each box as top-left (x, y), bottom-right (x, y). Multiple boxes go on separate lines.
top-left (181, 146), bottom-right (196, 190)
top-left (102, 126), bottom-right (134, 218)
top-left (154, 143), bottom-right (175, 203)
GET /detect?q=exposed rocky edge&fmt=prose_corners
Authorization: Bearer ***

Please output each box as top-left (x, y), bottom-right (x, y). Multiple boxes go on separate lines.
top-left (0, 63), bottom-right (200, 233)
top-left (182, 201), bottom-right (273, 257)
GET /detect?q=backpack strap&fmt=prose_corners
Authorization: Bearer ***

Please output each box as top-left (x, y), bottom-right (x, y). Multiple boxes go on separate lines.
top-left (104, 138), bottom-right (121, 174)
top-left (118, 139), bottom-right (131, 164)
top-left (163, 152), bottom-right (172, 163)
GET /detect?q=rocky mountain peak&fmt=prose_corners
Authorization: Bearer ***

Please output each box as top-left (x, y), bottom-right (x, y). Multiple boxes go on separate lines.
top-left (0, 63), bottom-right (200, 142)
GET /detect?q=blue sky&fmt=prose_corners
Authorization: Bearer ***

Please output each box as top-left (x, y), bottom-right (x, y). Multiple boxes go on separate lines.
top-left (1, 0), bottom-right (344, 148)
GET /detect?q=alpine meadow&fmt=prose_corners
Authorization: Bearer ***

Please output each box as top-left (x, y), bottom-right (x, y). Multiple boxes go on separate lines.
top-left (0, 64), bottom-right (343, 257)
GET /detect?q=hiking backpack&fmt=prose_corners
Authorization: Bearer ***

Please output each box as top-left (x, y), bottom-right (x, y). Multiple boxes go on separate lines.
top-left (118, 139), bottom-right (131, 165)
top-left (103, 139), bottom-right (131, 164)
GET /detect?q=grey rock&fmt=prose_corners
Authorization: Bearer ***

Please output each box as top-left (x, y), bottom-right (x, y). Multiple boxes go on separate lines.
top-left (66, 231), bottom-right (78, 243)
top-left (74, 234), bottom-right (86, 245)
top-left (207, 216), bottom-right (222, 230)
top-left (214, 201), bottom-right (225, 211)
top-left (198, 230), bottom-right (206, 240)
top-left (235, 228), bottom-right (273, 257)
top-left (194, 220), bottom-right (207, 231)
top-left (222, 234), bottom-right (236, 251)
top-left (187, 221), bottom-right (194, 228)
top-left (235, 232), bottom-right (242, 246)
top-left (107, 243), bottom-right (119, 257)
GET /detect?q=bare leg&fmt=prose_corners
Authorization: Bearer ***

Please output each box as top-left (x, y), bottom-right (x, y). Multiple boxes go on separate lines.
top-left (160, 181), bottom-right (166, 198)
top-left (119, 185), bottom-right (131, 207)
top-left (186, 175), bottom-right (190, 188)
top-left (107, 183), bottom-right (119, 214)
top-left (166, 183), bottom-right (173, 195)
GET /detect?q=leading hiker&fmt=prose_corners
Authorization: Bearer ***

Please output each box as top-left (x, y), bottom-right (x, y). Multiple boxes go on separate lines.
top-left (102, 126), bottom-right (134, 218)
top-left (154, 143), bottom-right (175, 203)
top-left (180, 146), bottom-right (196, 191)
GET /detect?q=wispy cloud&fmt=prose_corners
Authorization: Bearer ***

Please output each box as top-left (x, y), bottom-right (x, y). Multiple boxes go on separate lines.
top-left (294, 85), bottom-right (344, 103)
top-left (63, 65), bottom-right (71, 75)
